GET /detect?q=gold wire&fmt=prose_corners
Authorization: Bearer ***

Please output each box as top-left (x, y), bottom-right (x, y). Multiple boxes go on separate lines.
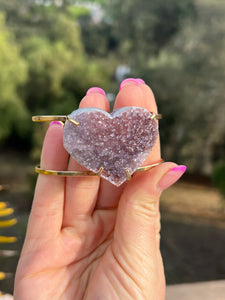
top-left (32, 112), bottom-right (162, 123)
top-left (35, 161), bottom-right (163, 177)
top-left (32, 116), bottom-right (67, 122)
top-left (155, 114), bottom-right (162, 120)
top-left (67, 117), bottom-right (80, 126)
top-left (150, 113), bottom-right (156, 120)
top-left (96, 167), bottom-right (104, 176)
top-left (35, 166), bottom-right (96, 177)
top-left (125, 169), bottom-right (132, 180)
top-left (135, 161), bottom-right (163, 172)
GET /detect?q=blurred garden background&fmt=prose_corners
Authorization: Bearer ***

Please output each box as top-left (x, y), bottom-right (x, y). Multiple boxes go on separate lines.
top-left (0, 0), bottom-right (225, 295)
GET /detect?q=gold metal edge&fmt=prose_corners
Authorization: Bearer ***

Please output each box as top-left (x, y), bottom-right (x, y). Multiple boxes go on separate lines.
top-left (35, 160), bottom-right (163, 177)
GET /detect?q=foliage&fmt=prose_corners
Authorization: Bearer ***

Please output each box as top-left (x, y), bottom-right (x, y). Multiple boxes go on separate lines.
top-left (0, 0), bottom-right (224, 178)
top-left (104, 0), bottom-right (196, 65)
top-left (212, 162), bottom-right (225, 199)
top-left (0, 13), bottom-right (29, 144)
top-left (137, 0), bottom-right (225, 174)
top-left (66, 5), bottom-right (90, 19)
top-left (0, 1), bottom-right (110, 149)
top-left (80, 20), bottom-right (117, 57)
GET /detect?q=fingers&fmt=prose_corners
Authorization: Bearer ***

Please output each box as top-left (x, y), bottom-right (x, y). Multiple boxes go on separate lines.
top-left (62, 88), bottom-right (110, 227)
top-left (96, 79), bottom-right (161, 209)
top-left (112, 163), bottom-right (186, 284)
top-left (26, 122), bottom-right (68, 240)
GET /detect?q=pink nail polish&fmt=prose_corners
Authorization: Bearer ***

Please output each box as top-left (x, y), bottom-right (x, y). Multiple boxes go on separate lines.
top-left (157, 165), bottom-right (187, 191)
top-left (86, 87), bottom-right (106, 96)
top-left (49, 121), bottom-right (63, 127)
top-left (119, 78), bottom-right (139, 90)
top-left (136, 78), bottom-right (145, 84)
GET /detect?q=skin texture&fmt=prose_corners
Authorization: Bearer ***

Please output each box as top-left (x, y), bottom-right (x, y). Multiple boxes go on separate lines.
top-left (14, 81), bottom-right (184, 300)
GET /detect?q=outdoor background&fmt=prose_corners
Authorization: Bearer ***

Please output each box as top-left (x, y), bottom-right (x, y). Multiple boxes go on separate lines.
top-left (0, 0), bottom-right (225, 295)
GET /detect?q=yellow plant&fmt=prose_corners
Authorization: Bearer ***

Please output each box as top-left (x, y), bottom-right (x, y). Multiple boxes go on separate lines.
top-left (0, 219), bottom-right (17, 228)
top-left (0, 208), bottom-right (14, 217)
top-left (0, 201), bottom-right (17, 287)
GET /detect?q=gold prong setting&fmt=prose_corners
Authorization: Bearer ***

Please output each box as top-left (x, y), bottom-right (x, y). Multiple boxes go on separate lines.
top-left (125, 169), bottom-right (132, 180)
top-left (96, 167), bottom-right (104, 176)
top-left (150, 113), bottom-right (162, 120)
top-left (150, 112), bottom-right (156, 120)
top-left (67, 116), bottom-right (80, 126)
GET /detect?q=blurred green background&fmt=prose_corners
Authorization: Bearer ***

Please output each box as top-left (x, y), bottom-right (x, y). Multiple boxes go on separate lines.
top-left (0, 0), bottom-right (225, 295)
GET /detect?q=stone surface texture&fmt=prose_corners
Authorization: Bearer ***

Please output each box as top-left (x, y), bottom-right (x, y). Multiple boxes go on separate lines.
top-left (63, 106), bottom-right (158, 186)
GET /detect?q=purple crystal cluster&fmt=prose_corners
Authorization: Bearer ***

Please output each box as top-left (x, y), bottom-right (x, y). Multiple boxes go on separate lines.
top-left (63, 106), bottom-right (158, 186)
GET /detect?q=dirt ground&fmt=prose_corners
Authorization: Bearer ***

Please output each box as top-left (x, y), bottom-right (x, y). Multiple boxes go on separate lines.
top-left (161, 178), bottom-right (225, 229)
top-left (160, 179), bottom-right (225, 284)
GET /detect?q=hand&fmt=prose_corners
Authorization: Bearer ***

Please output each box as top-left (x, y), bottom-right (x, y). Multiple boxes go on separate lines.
top-left (14, 80), bottom-right (186, 300)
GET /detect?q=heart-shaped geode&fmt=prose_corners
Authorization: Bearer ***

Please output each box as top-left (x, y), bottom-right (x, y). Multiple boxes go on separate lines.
top-left (63, 106), bottom-right (158, 186)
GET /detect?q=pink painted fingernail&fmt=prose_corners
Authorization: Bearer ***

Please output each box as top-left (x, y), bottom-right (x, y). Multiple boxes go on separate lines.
top-left (120, 78), bottom-right (139, 90)
top-left (49, 121), bottom-right (63, 127)
top-left (136, 78), bottom-right (145, 84)
top-left (86, 87), bottom-right (106, 96)
top-left (157, 165), bottom-right (187, 191)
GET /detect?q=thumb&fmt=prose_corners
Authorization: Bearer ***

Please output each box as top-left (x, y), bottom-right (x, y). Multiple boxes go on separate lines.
top-left (113, 162), bottom-right (186, 270)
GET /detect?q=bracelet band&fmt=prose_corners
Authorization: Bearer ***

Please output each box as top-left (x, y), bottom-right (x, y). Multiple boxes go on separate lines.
top-left (35, 160), bottom-right (163, 177)
top-left (32, 113), bottom-right (162, 123)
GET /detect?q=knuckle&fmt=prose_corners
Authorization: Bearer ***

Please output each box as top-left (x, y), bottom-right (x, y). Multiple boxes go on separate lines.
top-left (132, 193), bottom-right (158, 219)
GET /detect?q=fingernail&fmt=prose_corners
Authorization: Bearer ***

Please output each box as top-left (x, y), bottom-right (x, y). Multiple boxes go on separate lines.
top-left (136, 78), bottom-right (145, 84)
top-left (120, 78), bottom-right (139, 90)
top-left (86, 87), bottom-right (106, 96)
top-left (49, 121), bottom-right (63, 127)
top-left (157, 165), bottom-right (187, 191)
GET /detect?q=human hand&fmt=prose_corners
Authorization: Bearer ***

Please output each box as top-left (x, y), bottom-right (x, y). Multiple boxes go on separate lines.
top-left (14, 79), bottom-right (186, 300)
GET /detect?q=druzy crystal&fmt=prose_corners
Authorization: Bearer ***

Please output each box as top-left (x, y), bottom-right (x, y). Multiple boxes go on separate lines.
top-left (63, 106), bottom-right (158, 186)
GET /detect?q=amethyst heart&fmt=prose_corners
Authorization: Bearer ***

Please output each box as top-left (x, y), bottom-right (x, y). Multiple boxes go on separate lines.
top-left (63, 106), bottom-right (158, 186)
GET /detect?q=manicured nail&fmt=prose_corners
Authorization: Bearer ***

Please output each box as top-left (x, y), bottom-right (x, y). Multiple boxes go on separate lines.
top-left (120, 78), bottom-right (139, 90)
top-left (86, 87), bottom-right (106, 96)
top-left (136, 78), bottom-right (145, 84)
top-left (157, 165), bottom-right (187, 191)
top-left (49, 121), bottom-right (63, 127)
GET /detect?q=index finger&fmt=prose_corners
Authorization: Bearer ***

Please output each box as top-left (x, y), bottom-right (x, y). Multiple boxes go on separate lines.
top-left (25, 123), bottom-right (68, 244)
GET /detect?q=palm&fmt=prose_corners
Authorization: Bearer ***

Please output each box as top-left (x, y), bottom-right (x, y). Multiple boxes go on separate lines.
top-left (15, 183), bottom-right (164, 300)
top-left (14, 83), bottom-right (169, 300)
top-left (15, 201), bottom-right (116, 298)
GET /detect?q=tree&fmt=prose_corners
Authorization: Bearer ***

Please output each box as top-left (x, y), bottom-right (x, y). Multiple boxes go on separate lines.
top-left (0, 13), bottom-right (28, 144)
top-left (141, 0), bottom-right (225, 175)
top-left (104, 0), bottom-right (196, 65)
top-left (0, 1), bottom-right (110, 150)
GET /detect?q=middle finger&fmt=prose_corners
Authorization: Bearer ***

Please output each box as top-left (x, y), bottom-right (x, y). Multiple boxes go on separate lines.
top-left (96, 79), bottom-right (161, 209)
